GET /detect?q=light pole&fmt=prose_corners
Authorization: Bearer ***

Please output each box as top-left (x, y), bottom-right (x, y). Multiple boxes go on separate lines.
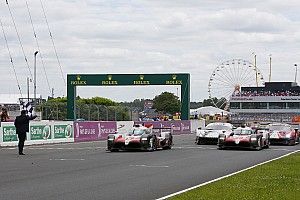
top-left (34, 51), bottom-right (38, 110)
top-left (295, 64), bottom-right (298, 83)
top-left (252, 52), bottom-right (258, 86)
top-left (269, 54), bottom-right (272, 82)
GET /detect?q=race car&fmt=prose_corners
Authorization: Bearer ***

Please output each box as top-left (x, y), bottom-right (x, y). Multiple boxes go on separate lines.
top-left (269, 123), bottom-right (299, 145)
top-left (195, 122), bottom-right (233, 144)
top-left (107, 124), bottom-right (173, 152)
top-left (218, 126), bottom-right (270, 150)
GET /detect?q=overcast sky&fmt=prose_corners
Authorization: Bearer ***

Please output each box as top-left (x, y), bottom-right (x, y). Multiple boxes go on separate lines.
top-left (1, 0), bottom-right (300, 102)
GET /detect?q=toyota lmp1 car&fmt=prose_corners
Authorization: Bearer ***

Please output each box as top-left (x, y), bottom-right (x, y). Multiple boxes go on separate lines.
top-left (107, 124), bottom-right (173, 152)
top-left (195, 122), bottom-right (233, 145)
top-left (269, 123), bottom-right (299, 145)
top-left (218, 126), bottom-right (270, 150)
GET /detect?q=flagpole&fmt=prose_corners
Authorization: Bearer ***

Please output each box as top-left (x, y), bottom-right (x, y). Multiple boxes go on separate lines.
top-left (34, 51), bottom-right (38, 111)
top-left (27, 77), bottom-right (29, 102)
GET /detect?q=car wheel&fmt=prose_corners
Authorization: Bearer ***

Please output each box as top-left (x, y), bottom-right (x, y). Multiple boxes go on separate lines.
top-left (265, 141), bottom-right (270, 149)
top-left (149, 137), bottom-right (157, 151)
top-left (256, 138), bottom-right (262, 151)
top-left (110, 149), bottom-right (119, 152)
top-left (218, 145), bottom-right (224, 150)
top-left (197, 138), bottom-right (204, 145)
top-left (164, 138), bottom-right (172, 150)
top-left (288, 139), bottom-right (296, 146)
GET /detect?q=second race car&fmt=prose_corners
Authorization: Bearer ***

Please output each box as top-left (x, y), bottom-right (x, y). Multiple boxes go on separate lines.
top-left (218, 126), bottom-right (270, 150)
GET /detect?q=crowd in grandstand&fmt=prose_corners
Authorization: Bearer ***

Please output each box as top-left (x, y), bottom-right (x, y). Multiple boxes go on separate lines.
top-left (230, 113), bottom-right (298, 123)
top-left (233, 90), bottom-right (300, 97)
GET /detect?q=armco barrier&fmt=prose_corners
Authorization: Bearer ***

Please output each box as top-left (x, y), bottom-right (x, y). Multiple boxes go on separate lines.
top-left (0, 121), bottom-right (74, 147)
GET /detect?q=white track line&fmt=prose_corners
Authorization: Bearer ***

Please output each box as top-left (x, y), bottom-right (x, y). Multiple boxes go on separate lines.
top-left (156, 150), bottom-right (300, 200)
top-left (130, 164), bottom-right (169, 168)
top-left (49, 158), bottom-right (85, 161)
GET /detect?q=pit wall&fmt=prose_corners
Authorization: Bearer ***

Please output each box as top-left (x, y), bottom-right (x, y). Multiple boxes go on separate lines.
top-left (0, 121), bottom-right (74, 147)
top-left (1, 120), bottom-right (191, 146)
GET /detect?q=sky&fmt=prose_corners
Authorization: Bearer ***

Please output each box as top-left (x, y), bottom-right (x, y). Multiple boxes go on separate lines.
top-left (1, 0), bottom-right (300, 103)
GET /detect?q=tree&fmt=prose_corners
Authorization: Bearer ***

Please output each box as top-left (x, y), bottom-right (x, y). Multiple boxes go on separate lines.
top-left (152, 92), bottom-right (180, 115)
top-left (202, 97), bottom-right (227, 110)
top-left (190, 101), bottom-right (202, 109)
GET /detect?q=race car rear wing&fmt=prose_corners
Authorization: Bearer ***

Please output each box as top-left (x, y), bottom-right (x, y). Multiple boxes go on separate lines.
top-left (152, 127), bottom-right (174, 134)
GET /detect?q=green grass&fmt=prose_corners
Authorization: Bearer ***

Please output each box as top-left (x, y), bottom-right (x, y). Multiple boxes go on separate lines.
top-left (170, 152), bottom-right (300, 200)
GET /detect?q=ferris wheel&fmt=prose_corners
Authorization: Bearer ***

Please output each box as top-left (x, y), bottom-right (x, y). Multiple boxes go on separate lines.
top-left (208, 59), bottom-right (265, 109)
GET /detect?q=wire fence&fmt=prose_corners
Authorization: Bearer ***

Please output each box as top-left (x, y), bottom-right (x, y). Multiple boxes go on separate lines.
top-left (36, 103), bottom-right (140, 121)
top-left (3, 103), bottom-right (140, 121)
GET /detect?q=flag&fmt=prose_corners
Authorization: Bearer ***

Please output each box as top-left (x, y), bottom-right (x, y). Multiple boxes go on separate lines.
top-left (20, 100), bottom-right (34, 116)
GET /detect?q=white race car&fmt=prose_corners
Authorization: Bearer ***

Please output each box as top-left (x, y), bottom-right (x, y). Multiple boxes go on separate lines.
top-left (196, 122), bottom-right (233, 145)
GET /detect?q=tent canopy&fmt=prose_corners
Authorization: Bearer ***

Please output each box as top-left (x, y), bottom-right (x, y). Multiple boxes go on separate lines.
top-left (190, 106), bottom-right (229, 116)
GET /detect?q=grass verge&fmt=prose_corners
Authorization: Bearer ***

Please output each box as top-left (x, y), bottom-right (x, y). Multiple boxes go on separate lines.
top-left (170, 152), bottom-right (300, 200)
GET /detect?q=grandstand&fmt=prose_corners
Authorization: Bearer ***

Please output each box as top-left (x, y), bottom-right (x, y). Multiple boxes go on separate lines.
top-left (229, 82), bottom-right (300, 123)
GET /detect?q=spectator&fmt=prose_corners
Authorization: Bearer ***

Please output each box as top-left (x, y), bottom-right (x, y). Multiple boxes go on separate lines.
top-left (0, 107), bottom-right (9, 122)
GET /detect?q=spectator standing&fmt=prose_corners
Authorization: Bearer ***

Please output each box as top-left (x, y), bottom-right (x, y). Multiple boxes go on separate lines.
top-left (14, 110), bottom-right (37, 155)
top-left (0, 107), bottom-right (9, 122)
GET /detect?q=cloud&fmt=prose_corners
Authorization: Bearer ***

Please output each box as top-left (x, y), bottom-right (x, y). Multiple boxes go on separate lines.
top-left (0, 0), bottom-right (300, 102)
top-left (208, 8), bottom-right (291, 33)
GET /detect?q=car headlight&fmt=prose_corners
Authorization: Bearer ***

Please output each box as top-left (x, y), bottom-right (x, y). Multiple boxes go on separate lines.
top-left (141, 138), bottom-right (148, 141)
top-left (250, 137), bottom-right (257, 141)
top-left (285, 134), bottom-right (291, 138)
top-left (219, 136), bottom-right (225, 140)
top-left (108, 136), bottom-right (115, 141)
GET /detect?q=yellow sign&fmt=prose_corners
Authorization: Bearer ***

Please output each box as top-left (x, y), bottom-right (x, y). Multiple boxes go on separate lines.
top-left (70, 75), bottom-right (87, 85)
top-left (133, 75), bottom-right (150, 85)
top-left (166, 75), bottom-right (182, 85)
top-left (101, 75), bottom-right (118, 85)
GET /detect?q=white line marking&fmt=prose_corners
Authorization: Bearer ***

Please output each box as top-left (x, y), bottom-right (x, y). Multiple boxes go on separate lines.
top-left (49, 158), bottom-right (85, 161)
top-left (130, 164), bottom-right (169, 168)
top-left (27, 147), bottom-right (105, 150)
top-left (156, 150), bottom-right (300, 200)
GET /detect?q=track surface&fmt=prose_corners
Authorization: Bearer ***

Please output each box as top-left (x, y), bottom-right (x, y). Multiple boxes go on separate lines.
top-left (0, 134), bottom-right (299, 200)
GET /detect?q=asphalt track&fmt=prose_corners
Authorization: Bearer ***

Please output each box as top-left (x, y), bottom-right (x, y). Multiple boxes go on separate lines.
top-left (0, 134), bottom-right (299, 200)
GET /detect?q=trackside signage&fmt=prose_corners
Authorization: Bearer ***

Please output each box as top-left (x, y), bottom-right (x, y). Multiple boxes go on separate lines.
top-left (2, 126), bottom-right (18, 142)
top-left (54, 124), bottom-right (73, 139)
top-left (74, 121), bottom-right (117, 142)
top-left (0, 121), bottom-right (74, 146)
top-left (30, 125), bottom-right (51, 140)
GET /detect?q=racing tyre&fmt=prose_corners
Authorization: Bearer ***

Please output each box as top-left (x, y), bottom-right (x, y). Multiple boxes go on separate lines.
top-left (218, 145), bottom-right (224, 150)
top-left (163, 139), bottom-right (172, 150)
top-left (149, 137), bottom-right (157, 151)
top-left (288, 139), bottom-right (296, 146)
top-left (265, 142), bottom-right (270, 149)
top-left (255, 138), bottom-right (262, 151)
top-left (197, 138), bottom-right (205, 145)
